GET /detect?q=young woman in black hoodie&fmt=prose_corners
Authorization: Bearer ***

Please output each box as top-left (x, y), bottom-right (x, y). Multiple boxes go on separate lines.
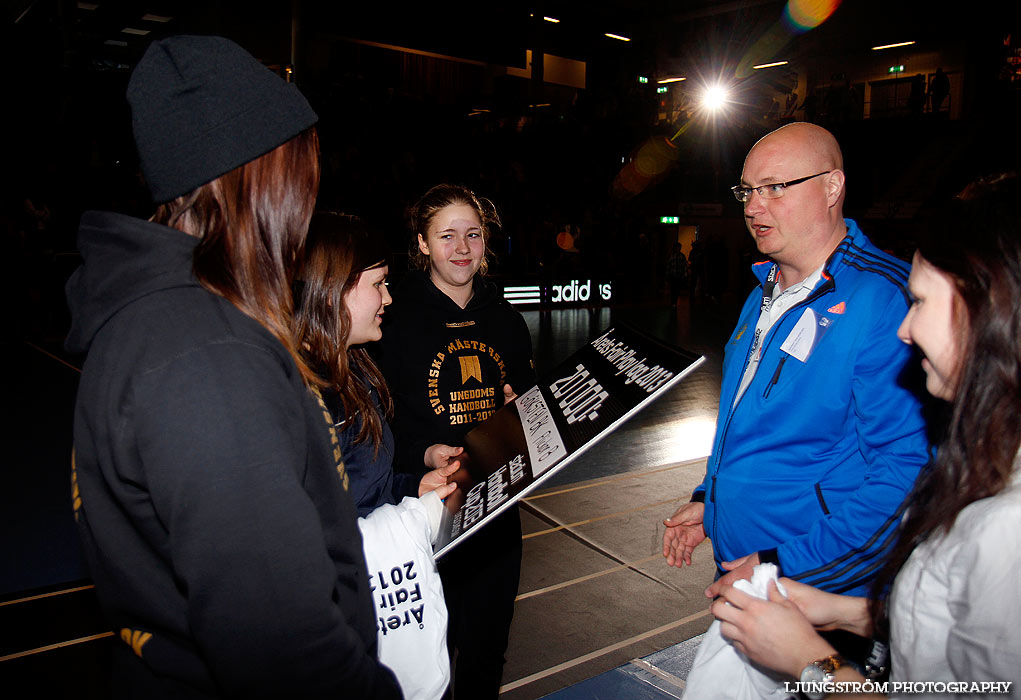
top-left (380, 185), bottom-right (536, 698)
top-left (65, 37), bottom-right (401, 698)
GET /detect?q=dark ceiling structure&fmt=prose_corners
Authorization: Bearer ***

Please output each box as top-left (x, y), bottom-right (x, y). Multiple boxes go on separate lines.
top-left (8, 0), bottom-right (1013, 87)
top-left (5, 1), bottom-right (838, 72)
top-left (5, 0), bottom-right (1019, 225)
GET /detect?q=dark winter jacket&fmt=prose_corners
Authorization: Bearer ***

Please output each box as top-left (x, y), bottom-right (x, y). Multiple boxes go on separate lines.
top-left (324, 380), bottom-right (418, 518)
top-left (65, 211), bottom-right (401, 699)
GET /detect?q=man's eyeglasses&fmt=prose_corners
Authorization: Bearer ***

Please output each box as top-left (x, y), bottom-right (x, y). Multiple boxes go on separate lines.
top-left (731, 171), bottom-right (831, 203)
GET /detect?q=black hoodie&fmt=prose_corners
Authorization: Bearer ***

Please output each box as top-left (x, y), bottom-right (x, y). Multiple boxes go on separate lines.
top-left (379, 270), bottom-right (535, 474)
top-left (65, 212), bottom-right (401, 699)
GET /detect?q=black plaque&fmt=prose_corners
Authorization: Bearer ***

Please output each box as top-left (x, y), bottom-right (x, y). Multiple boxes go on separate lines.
top-left (433, 322), bottom-right (705, 558)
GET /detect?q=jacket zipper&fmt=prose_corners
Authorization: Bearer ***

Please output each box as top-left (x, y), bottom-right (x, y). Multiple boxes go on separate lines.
top-left (762, 355), bottom-right (787, 399)
top-left (815, 483), bottom-right (831, 514)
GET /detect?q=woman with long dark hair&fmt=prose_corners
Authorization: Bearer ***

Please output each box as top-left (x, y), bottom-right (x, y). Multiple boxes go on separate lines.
top-left (709, 174), bottom-right (1021, 697)
top-left (380, 184), bottom-right (536, 698)
top-left (295, 212), bottom-right (460, 700)
top-left (65, 36), bottom-right (401, 698)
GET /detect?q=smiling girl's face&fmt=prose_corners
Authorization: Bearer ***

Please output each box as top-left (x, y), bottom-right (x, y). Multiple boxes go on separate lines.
top-left (417, 203), bottom-right (485, 295)
top-left (897, 252), bottom-right (964, 401)
top-left (344, 264), bottom-right (391, 347)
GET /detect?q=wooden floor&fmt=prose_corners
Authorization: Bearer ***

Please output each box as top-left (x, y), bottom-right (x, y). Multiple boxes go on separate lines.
top-left (502, 459), bottom-right (717, 699)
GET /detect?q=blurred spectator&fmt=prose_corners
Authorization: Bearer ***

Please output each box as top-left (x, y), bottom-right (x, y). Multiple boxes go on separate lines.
top-left (928, 67), bottom-right (950, 114)
top-left (667, 242), bottom-right (688, 305)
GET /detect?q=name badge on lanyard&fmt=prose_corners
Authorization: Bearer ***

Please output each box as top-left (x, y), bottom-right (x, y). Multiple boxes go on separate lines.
top-left (781, 308), bottom-right (833, 362)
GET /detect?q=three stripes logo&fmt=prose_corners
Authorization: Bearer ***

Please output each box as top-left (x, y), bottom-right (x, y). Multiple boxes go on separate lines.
top-left (503, 285), bottom-right (541, 305)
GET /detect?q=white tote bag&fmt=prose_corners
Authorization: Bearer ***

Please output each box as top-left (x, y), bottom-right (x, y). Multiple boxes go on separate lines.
top-left (359, 493), bottom-right (450, 700)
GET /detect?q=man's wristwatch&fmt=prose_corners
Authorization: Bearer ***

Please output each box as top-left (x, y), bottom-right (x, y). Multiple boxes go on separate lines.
top-left (799, 654), bottom-right (847, 700)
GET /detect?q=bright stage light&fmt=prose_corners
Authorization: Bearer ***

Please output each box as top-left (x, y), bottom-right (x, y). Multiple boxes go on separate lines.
top-left (701, 84), bottom-right (729, 111)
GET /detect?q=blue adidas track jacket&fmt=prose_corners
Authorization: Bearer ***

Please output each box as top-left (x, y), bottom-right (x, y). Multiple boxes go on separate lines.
top-left (694, 220), bottom-right (929, 596)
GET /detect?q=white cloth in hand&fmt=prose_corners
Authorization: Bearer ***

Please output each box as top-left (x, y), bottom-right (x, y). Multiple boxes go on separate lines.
top-left (682, 563), bottom-right (792, 700)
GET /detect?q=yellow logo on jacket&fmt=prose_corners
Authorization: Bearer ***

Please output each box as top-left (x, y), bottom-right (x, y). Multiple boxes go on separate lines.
top-left (459, 355), bottom-right (482, 384)
top-left (71, 449), bottom-right (82, 521)
top-left (310, 386), bottom-right (349, 491)
top-left (426, 340), bottom-right (508, 418)
top-left (120, 628), bottom-right (153, 658)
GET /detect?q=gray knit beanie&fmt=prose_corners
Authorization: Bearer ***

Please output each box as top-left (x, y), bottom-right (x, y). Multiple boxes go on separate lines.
top-left (127, 35), bottom-right (318, 203)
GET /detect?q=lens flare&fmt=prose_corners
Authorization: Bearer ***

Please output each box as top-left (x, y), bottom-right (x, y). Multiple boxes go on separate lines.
top-left (612, 137), bottom-right (679, 198)
top-left (737, 0), bottom-right (841, 78)
top-left (702, 85), bottom-right (729, 111)
top-left (633, 137), bottom-right (678, 177)
top-left (783, 0), bottom-right (842, 32)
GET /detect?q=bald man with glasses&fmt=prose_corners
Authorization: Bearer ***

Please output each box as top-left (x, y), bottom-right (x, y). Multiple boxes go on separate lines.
top-left (663, 123), bottom-right (929, 603)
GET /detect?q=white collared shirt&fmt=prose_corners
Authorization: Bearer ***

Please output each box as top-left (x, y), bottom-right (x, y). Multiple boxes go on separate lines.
top-left (734, 263), bottom-right (825, 407)
top-left (888, 464), bottom-right (1021, 696)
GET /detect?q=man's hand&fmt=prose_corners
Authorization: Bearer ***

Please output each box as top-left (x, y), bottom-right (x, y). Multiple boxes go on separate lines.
top-left (424, 443), bottom-right (464, 470)
top-left (705, 552), bottom-right (760, 598)
top-left (418, 463), bottom-right (459, 499)
top-left (662, 501), bottom-right (707, 567)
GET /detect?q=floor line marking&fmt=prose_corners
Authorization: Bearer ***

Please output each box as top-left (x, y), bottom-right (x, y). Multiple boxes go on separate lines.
top-left (0, 584), bottom-right (95, 607)
top-left (628, 657), bottom-right (687, 693)
top-left (0, 631), bottom-right (114, 663)
top-left (25, 341), bottom-right (82, 374)
top-left (522, 499), bottom-right (685, 595)
top-left (522, 498), bottom-right (678, 539)
top-left (498, 608), bottom-right (712, 694)
top-left (515, 555), bottom-right (661, 601)
top-left (524, 458), bottom-right (708, 501)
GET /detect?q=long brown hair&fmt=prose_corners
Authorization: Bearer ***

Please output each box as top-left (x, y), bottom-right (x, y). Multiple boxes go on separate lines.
top-left (294, 212), bottom-right (393, 450)
top-left (152, 127), bottom-right (321, 387)
top-left (408, 183), bottom-right (500, 275)
top-left (871, 173), bottom-right (1021, 632)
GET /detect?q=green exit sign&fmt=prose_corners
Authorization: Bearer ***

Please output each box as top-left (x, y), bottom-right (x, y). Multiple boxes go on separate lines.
top-left (638, 76), bottom-right (649, 84)
top-left (657, 86), bottom-right (668, 94)
top-left (888, 65), bottom-right (904, 73)
top-left (660, 216), bottom-right (679, 224)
